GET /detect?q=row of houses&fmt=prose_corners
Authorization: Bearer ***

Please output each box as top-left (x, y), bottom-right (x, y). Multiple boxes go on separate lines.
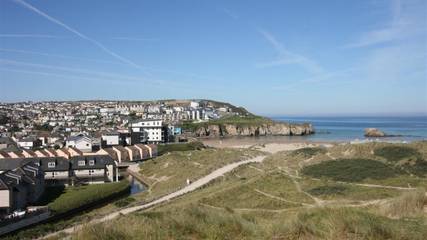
top-left (0, 143), bottom-right (158, 216)
top-left (0, 155), bottom-right (117, 185)
top-left (0, 161), bottom-right (45, 215)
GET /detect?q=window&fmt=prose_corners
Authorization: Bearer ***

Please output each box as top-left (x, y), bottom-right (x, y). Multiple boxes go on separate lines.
top-left (78, 160), bottom-right (86, 166)
top-left (48, 162), bottom-right (56, 168)
top-left (89, 160), bottom-right (95, 166)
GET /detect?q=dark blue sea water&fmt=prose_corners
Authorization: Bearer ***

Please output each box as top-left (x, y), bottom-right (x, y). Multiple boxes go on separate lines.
top-left (272, 116), bottom-right (427, 142)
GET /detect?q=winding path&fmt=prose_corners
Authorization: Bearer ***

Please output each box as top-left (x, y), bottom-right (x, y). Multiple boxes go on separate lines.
top-left (41, 155), bottom-right (266, 239)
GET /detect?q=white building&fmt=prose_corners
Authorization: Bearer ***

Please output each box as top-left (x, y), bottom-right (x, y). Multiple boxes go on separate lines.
top-left (65, 134), bottom-right (93, 152)
top-left (130, 119), bottom-right (163, 144)
top-left (101, 132), bottom-right (120, 146)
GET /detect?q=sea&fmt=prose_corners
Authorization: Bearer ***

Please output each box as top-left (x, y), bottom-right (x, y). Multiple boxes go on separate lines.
top-left (272, 116), bottom-right (427, 142)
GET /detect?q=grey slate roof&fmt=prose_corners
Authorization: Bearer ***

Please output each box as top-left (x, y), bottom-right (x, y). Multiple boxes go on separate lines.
top-left (70, 155), bottom-right (114, 170)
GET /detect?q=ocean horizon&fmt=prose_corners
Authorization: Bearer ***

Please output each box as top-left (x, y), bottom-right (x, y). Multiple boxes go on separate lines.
top-left (272, 116), bottom-right (427, 142)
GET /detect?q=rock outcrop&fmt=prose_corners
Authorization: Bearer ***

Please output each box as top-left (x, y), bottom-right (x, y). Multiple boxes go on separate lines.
top-left (364, 128), bottom-right (386, 137)
top-left (193, 123), bottom-right (314, 137)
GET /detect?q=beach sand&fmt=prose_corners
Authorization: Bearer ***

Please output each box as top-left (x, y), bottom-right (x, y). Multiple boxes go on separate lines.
top-left (201, 136), bottom-right (336, 154)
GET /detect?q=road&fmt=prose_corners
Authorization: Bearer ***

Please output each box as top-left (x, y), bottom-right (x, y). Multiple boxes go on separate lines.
top-left (41, 155), bottom-right (266, 239)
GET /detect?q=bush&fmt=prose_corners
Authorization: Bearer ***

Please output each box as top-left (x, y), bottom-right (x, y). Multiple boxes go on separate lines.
top-left (374, 146), bottom-right (422, 162)
top-left (404, 159), bottom-right (427, 177)
top-left (308, 185), bottom-right (347, 196)
top-left (301, 159), bottom-right (399, 182)
top-left (291, 147), bottom-right (326, 158)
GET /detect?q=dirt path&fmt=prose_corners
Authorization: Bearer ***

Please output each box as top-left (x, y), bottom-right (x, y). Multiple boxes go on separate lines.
top-left (41, 155), bottom-right (267, 239)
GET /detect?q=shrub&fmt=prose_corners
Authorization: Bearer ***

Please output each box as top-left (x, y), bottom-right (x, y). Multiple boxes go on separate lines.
top-left (301, 159), bottom-right (399, 182)
top-left (308, 185), bottom-right (347, 196)
top-left (291, 147), bottom-right (326, 158)
top-left (374, 146), bottom-right (422, 162)
top-left (404, 159), bottom-right (427, 177)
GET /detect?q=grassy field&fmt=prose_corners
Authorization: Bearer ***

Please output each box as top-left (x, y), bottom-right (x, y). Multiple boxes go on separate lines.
top-left (42, 181), bottom-right (130, 214)
top-left (137, 148), bottom-right (264, 201)
top-left (66, 141), bottom-right (427, 240)
top-left (301, 158), bottom-right (400, 182)
top-left (13, 142), bottom-right (427, 239)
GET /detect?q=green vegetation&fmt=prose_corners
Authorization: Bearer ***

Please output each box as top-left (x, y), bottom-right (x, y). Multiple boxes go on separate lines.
top-left (113, 197), bottom-right (136, 208)
top-left (71, 204), bottom-right (427, 240)
top-left (138, 148), bottom-right (263, 201)
top-left (308, 185), bottom-right (347, 196)
top-left (377, 188), bottom-right (426, 218)
top-left (374, 146), bottom-right (422, 162)
top-left (301, 180), bottom-right (401, 201)
top-left (157, 141), bottom-right (205, 155)
top-left (200, 172), bottom-right (312, 209)
top-left (291, 147), bottom-right (326, 158)
top-left (10, 142), bottom-right (427, 239)
top-left (301, 159), bottom-right (400, 182)
top-left (404, 159), bottom-right (427, 177)
top-left (274, 207), bottom-right (427, 240)
top-left (45, 181), bottom-right (130, 214)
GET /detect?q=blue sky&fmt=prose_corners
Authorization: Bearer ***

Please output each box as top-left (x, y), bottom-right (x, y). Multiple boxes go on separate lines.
top-left (0, 0), bottom-right (426, 116)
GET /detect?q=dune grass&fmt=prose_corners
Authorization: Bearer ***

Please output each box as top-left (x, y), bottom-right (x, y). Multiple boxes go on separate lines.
top-left (374, 146), bottom-right (422, 162)
top-left (200, 172), bottom-right (312, 210)
top-left (377, 188), bottom-right (426, 218)
top-left (71, 202), bottom-right (427, 240)
top-left (137, 148), bottom-right (263, 201)
top-left (301, 158), bottom-right (400, 182)
top-left (291, 147), bottom-right (327, 158)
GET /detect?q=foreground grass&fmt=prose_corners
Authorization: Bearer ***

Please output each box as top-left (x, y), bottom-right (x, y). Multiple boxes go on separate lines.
top-left (71, 203), bottom-right (427, 240)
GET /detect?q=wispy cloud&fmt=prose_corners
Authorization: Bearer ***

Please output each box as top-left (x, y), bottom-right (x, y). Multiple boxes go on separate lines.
top-left (12, 0), bottom-right (144, 70)
top-left (0, 58), bottom-right (219, 89)
top-left (0, 34), bottom-right (68, 39)
top-left (221, 8), bottom-right (239, 20)
top-left (0, 48), bottom-right (123, 65)
top-left (271, 68), bottom-right (356, 92)
top-left (256, 29), bottom-right (324, 74)
top-left (344, 0), bottom-right (425, 48)
top-left (0, 58), bottom-right (150, 83)
top-left (111, 37), bottom-right (157, 41)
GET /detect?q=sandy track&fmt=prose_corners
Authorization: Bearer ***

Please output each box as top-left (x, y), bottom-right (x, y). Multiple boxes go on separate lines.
top-left (41, 155), bottom-right (266, 239)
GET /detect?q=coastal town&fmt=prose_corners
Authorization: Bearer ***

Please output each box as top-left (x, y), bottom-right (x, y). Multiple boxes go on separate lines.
top-left (0, 99), bottom-right (251, 232)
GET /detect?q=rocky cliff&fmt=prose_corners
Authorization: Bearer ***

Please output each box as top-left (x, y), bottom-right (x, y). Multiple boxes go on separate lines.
top-left (192, 122), bottom-right (314, 137)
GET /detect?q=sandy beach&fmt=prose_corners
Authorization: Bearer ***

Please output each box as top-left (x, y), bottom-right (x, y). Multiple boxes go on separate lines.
top-left (201, 136), bottom-right (337, 154)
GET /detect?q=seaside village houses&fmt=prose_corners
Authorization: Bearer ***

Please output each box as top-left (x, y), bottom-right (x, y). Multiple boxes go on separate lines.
top-left (0, 100), bottom-right (240, 217)
top-left (0, 130), bottom-right (160, 218)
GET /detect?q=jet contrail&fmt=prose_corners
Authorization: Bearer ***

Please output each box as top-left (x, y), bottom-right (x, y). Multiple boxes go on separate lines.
top-left (12, 0), bottom-right (144, 70)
